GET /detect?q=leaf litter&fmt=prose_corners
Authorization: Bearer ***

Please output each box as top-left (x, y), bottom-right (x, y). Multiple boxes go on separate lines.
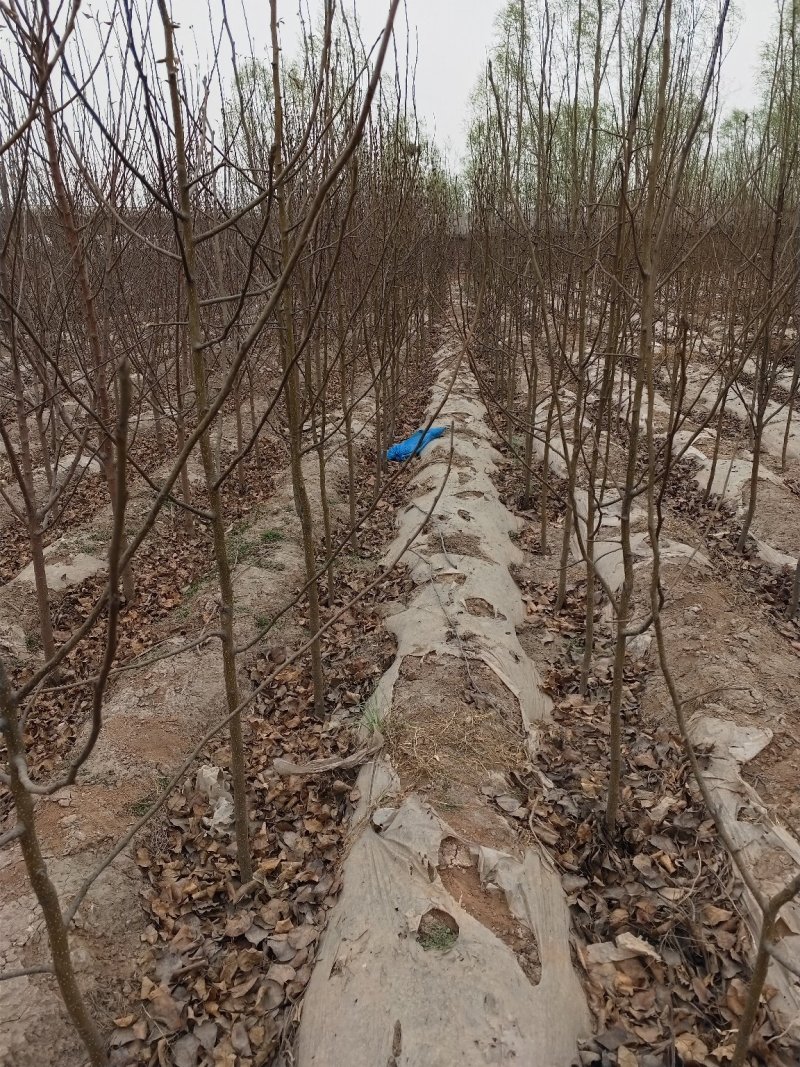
top-left (105, 375), bottom-right (437, 1066)
top-left (475, 381), bottom-right (800, 1066)
top-left (0, 447), bottom-right (283, 828)
top-left (512, 555), bottom-right (800, 1065)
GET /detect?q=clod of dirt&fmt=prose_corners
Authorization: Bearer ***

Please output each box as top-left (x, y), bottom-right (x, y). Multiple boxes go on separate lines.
top-left (417, 907), bottom-right (459, 951)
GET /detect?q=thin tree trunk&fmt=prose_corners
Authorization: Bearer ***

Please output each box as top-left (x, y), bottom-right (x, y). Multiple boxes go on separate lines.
top-left (0, 665), bottom-right (107, 1067)
top-left (40, 85), bottom-right (135, 605)
top-left (174, 284), bottom-right (193, 538)
top-left (270, 1), bottom-right (325, 718)
top-left (703, 384), bottom-right (729, 504)
top-left (736, 421), bottom-right (762, 551)
top-left (158, 1), bottom-right (252, 881)
top-left (0, 224), bottom-right (56, 660)
top-left (789, 556), bottom-right (800, 619)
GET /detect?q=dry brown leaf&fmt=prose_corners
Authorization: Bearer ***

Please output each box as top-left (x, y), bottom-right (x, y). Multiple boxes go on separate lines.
top-left (230, 1020), bottom-right (252, 1057)
top-left (725, 978), bottom-right (748, 1018)
top-left (194, 1020), bottom-right (218, 1052)
top-left (219, 952), bottom-right (238, 985)
top-left (229, 973), bottom-right (260, 999)
top-left (675, 1033), bottom-right (709, 1064)
top-left (172, 1033), bottom-right (201, 1067)
top-left (267, 962), bottom-right (297, 985)
top-left (288, 924), bottom-right (318, 950)
top-left (256, 979), bottom-right (285, 1011)
top-left (236, 947), bottom-right (263, 973)
top-left (212, 1042), bottom-right (237, 1067)
top-left (584, 940), bottom-right (628, 965)
top-left (148, 985), bottom-right (184, 1032)
top-left (703, 905), bottom-right (733, 926)
top-left (223, 910), bottom-right (253, 938)
top-left (711, 1041), bottom-right (735, 1062)
top-left (267, 936), bottom-right (295, 962)
top-left (615, 932), bottom-right (662, 961)
top-left (631, 1023), bottom-right (662, 1044)
top-left (109, 1026), bottom-right (139, 1048)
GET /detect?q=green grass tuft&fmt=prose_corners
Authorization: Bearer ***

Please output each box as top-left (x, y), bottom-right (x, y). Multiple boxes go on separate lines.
top-left (260, 529), bottom-right (284, 545)
top-left (359, 691), bottom-right (384, 732)
top-left (419, 922), bottom-right (458, 951)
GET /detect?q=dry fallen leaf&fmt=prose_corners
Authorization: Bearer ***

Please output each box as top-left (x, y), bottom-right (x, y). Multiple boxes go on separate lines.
top-left (172, 1033), bottom-right (200, 1067)
top-left (230, 1019), bottom-right (252, 1057)
top-left (703, 904), bottom-right (733, 926)
top-left (675, 1033), bottom-right (709, 1064)
top-left (223, 910), bottom-right (253, 938)
top-left (615, 932), bottom-right (662, 962)
top-left (267, 962), bottom-right (297, 985)
top-left (148, 985), bottom-right (184, 1032)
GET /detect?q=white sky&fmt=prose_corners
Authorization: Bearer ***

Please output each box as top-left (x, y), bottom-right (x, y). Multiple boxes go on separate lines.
top-left (163, 0), bottom-right (775, 167)
top-left (0, 1), bottom-right (774, 164)
top-left (724, 0), bottom-right (775, 112)
top-left (12, 0), bottom-right (733, 177)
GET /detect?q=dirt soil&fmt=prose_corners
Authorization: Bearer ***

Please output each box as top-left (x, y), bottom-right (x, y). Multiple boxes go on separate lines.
top-left (438, 856), bottom-right (542, 983)
top-left (387, 657), bottom-right (527, 799)
top-left (641, 562), bottom-right (800, 835)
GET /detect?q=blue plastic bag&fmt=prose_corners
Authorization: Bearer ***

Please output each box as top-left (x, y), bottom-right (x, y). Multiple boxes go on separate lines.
top-left (386, 425), bottom-right (446, 462)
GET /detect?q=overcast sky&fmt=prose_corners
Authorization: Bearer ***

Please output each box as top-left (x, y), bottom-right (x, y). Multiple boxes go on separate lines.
top-left (170, 0), bottom-right (772, 166)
